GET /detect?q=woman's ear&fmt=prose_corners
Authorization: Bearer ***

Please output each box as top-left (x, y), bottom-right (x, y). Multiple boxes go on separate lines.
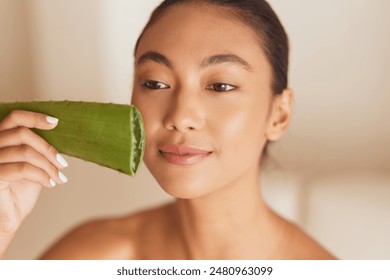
top-left (265, 88), bottom-right (293, 141)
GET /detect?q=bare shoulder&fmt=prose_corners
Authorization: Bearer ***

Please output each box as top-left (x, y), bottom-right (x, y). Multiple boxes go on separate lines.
top-left (40, 204), bottom-right (173, 260)
top-left (39, 217), bottom-right (136, 260)
top-left (272, 214), bottom-right (337, 260)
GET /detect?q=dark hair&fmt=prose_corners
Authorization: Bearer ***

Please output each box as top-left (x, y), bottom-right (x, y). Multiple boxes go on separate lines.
top-left (134, 0), bottom-right (289, 94)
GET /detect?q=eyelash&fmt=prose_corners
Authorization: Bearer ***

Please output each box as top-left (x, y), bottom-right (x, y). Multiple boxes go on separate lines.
top-left (141, 80), bottom-right (237, 93)
top-left (141, 80), bottom-right (170, 90)
top-left (205, 83), bottom-right (236, 92)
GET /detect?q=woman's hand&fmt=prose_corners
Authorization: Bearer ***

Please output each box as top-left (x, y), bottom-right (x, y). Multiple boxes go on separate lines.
top-left (0, 110), bottom-right (68, 256)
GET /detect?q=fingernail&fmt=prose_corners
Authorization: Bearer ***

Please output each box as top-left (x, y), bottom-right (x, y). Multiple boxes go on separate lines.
top-left (46, 116), bottom-right (59, 124)
top-left (56, 154), bottom-right (69, 168)
top-left (59, 171), bottom-right (68, 183)
top-left (50, 178), bottom-right (56, 188)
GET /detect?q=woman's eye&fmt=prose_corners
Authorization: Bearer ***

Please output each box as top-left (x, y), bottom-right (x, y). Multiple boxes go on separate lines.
top-left (207, 83), bottom-right (236, 92)
top-left (141, 80), bottom-right (170, 90)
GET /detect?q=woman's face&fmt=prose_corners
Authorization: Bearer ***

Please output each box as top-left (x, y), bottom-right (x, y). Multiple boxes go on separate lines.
top-left (132, 3), bottom-right (279, 199)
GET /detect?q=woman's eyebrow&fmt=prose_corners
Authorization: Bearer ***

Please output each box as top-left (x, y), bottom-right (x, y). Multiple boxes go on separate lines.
top-left (201, 54), bottom-right (253, 71)
top-left (136, 51), bottom-right (173, 68)
top-left (136, 52), bottom-right (252, 72)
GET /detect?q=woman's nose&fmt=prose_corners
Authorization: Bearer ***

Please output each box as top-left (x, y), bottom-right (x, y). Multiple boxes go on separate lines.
top-left (163, 90), bottom-right (205, 132)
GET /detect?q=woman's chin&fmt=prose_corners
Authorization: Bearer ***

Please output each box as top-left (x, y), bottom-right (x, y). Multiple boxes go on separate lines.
top-left (156, 179), bottom-right (214, 200)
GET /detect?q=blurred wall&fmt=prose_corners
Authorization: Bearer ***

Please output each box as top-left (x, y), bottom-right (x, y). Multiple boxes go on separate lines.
top-left (1, 0), bottom-right (389, 259)
top-left (0, 0), bottom-right (35, 101)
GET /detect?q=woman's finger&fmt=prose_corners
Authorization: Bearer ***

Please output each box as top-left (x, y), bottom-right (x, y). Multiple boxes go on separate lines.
top-left (0, 145), bottom-right (67, 185)
top-left (0, 162), bottom-right (57, 188)
top-left (0, 110), bottom-right (58, 131)
top-left (0, 127), bottom-right (68, 170)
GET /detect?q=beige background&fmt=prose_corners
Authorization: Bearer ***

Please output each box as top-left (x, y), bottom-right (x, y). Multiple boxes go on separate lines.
top-left (1, 0), bottom-right (389, 259)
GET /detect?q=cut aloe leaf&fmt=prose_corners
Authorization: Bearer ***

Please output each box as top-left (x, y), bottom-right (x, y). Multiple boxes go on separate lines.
top-left (0, 101), bottom-right (145, 176)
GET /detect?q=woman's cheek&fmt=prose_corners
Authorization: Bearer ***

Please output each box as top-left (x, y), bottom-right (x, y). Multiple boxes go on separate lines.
top-left (133, 93), bottom-right (162, 130)
top-left (220, 102), bottom-right (268, 160)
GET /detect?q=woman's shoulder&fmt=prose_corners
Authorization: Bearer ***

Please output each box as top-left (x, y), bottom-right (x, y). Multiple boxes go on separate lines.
top-left (40, 203), bottom-right (174, 260)
top-left (271, 212), bottom-right (336, 260)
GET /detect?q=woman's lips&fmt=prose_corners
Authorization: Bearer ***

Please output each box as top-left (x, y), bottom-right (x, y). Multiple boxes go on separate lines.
top-left (159, 145), bottom-right (212, 165)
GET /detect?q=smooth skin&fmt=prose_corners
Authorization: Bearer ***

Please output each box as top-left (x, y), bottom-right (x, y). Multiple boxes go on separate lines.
top-left (0, 3), bottom-right (335, 259)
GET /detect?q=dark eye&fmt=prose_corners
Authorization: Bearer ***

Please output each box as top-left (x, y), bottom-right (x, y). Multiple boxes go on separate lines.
top-left (141, 80), bottom-right (170, 90)
top-left (207, 83), bottom-right (236, 92)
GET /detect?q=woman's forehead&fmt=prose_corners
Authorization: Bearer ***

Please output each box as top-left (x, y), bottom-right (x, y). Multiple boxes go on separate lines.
top-left (135, 3), bottom-right (269, 73)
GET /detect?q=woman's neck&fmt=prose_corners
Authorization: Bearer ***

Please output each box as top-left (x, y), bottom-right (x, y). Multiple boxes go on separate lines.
top-left (173, 169), bottom-right (283, 259)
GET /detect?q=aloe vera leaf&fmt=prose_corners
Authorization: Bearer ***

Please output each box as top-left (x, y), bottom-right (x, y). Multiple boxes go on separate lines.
top-left (0, 101), bottom-right (145, 176)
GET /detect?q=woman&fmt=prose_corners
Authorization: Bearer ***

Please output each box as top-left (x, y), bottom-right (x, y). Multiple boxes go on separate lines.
top-left (0, 0), bottom-right (335, 259)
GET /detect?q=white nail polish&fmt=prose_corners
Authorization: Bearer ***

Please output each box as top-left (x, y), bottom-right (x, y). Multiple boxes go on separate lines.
top-left (59, 171), bottom-right (68, 183)
top-left (46, 116), bottom-right (59, 124)
top-left (50, 178), bottom-right (56, 187)
top-left (56, 154), bottom-right (69, 168)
